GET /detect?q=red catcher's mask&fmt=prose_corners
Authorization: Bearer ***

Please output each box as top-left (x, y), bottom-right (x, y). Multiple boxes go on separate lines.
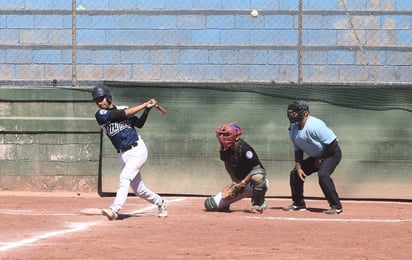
top-left (214, 122), bottom-right (243, 151)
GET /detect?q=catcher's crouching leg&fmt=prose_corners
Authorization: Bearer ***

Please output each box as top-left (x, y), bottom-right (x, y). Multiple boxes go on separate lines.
top-left (204, 197), bottom-right (218, 211)
top-left (251, 168), bottom-right (268, 213)
top-left (204, 195), bottom-right (231, 212)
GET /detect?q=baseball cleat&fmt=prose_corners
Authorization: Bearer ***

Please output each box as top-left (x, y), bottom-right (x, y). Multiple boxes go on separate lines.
top-left (283, 203), bottom-right (307, 211)
top-left (324, 208), bottom-right (343, 214)
top-left (158, 200), bottom-right (168, 217)
top-left (250, 208), bottom-right (264, 214)
top-left (101, 208), bottom-right (118, 220)
top-left (251, 201), bottom-right (268, 214)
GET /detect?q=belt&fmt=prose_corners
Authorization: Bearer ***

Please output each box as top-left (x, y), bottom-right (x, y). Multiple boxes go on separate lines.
top-left (117, 141), bottom-right (138, 153)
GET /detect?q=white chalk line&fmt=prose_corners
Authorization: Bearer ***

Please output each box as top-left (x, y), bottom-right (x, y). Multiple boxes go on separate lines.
top-left (0, 198), bottom-right (186, 216)
top-left (243, 216), bottom-right (412, 223)
top-left (0, 198), bottom-right (185, 253)
top-left (0, 221), bottom-right (100, 253)
top-left (0, 209), bottom-right (77, 216)
top-left (128, 198), bottom-right (186, 215)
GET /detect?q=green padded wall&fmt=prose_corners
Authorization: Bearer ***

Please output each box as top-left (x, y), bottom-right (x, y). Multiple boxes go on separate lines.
top-left (99, 84), bottom-right (411, 200)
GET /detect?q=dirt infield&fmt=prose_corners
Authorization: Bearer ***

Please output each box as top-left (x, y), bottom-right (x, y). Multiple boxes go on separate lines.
top-left (0, 192), bottom-right (411, 260)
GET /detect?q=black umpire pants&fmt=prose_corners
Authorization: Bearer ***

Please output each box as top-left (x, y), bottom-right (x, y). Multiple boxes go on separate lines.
top-left (290, 145), bottom-right (342, 209)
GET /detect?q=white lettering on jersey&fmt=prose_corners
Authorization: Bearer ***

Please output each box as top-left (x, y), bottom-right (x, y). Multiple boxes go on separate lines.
top-left (106, 121), bottom-right (131, 137)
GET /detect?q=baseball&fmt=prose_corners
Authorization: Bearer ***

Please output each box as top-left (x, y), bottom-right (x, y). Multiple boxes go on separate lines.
top-left (251, 9), bottom-right (259, 18)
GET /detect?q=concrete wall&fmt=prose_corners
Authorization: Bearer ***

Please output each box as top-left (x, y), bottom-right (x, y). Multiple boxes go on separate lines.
top-left (0, 87), bottom-right (100, 192)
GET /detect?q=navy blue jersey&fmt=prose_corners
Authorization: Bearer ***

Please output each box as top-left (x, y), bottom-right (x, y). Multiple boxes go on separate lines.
top-left (95, 105), bottom-right (139, 150)
top-left (219, 138), bottom-right (263, 180)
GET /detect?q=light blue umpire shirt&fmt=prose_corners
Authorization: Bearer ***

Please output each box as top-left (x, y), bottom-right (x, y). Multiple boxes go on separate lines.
top-left (289, 116), bottom-right (337, 158)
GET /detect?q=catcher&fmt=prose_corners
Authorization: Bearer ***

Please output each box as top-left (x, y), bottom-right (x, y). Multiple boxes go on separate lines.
top-left (204, 122), bottom-right (269, 214)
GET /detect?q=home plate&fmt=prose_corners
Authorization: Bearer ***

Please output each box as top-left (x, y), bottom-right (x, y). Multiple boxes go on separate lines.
top-left (79, 208), bottom-right (103, 215)
top-left (79, 208), bottom-right (143, 218)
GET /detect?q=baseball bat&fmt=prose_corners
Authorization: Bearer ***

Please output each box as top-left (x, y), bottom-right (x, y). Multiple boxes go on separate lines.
top-left (155, 104), bottom-right (166, 115)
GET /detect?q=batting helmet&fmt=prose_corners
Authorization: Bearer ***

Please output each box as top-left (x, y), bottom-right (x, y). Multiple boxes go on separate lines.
top-left (287, 100), bottom-right (309, 123)
top-left (92, 84), bottom-right (112, 103)
top-left (214, 122), bottom-right (243, 151)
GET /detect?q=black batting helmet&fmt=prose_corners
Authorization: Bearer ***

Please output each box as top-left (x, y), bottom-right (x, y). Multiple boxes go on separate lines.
top-left (92, 84), bottom-right (112, 103)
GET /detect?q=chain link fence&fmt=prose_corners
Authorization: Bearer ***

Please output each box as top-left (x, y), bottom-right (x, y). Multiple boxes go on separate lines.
top-left (0, 0), bottom-right (411, 86)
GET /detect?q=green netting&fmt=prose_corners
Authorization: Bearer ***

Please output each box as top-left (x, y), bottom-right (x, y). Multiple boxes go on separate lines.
top-left (106, 82), bottom-right (412, 112)
top-left (99, 82), bottom-right (411, 199)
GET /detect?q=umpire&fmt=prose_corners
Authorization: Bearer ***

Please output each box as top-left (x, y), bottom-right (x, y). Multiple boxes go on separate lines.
top-left (283, 100), bottom-right (343, 214)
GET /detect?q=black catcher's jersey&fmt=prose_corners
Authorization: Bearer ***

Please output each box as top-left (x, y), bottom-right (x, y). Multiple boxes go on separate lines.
top-left (219, 138), bottom-right (263, 180)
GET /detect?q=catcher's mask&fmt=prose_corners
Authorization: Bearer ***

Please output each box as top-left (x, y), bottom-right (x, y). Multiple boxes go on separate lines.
top-left (92, 84), bottom-right (112, 103)
top-left (287, 100), bottom-right (309, 123)
top-left (214, 122), bottom-right (243, 151)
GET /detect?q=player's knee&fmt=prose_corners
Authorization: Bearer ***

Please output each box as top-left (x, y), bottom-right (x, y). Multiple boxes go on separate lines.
top-left (318, 174), bottom-right (331, 186)
top-left (251, 167), bottom-right (266, 178)
top-left (290, 169), bottom-right (302, 182)
top-left (251, 175), bottom-right (266, 190)
top-left (204, 197), bottom-right (218, 211)
top-left (252, 178), bottom-right (267, 194)
top-left (251, 168), bottom-right (267, 188)
top-left (251, 174), bottom-right (268, 207)
top-left (118, 177), bottom-right (131, 189)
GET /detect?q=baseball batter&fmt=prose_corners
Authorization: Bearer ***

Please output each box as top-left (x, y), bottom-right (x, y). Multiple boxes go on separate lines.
top-left (91, 84), bottom-right (168, 220)
top-left (204, 122), bottom-right (268, 214)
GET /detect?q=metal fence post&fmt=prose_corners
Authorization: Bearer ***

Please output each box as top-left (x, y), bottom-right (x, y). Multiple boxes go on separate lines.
top-left (297, 0), bottom-right (303, 84)
top-left (71, 0), bottom-right (77, 87)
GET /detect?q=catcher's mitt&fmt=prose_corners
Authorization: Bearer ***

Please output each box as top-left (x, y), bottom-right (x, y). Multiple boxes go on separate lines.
top-left (221, 182), bottom-right (244, 200)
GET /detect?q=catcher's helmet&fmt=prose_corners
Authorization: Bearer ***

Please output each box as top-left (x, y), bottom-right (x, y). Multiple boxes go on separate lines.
top-left (92, 84), bottom-right (112, 103)
top-left (214, 122), bottom-right (243, 151)
top-left (287, 100), bottom-right (309, 123)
